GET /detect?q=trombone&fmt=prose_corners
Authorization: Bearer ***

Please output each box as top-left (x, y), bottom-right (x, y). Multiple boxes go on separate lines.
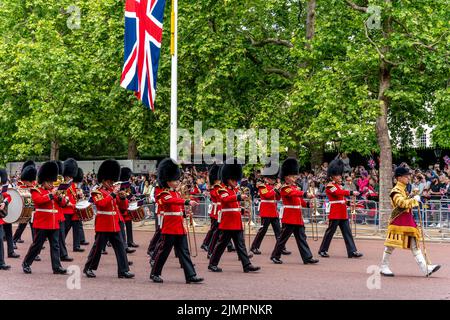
top-left (240, 186), bottom-right (253, 248)
top-left (308, 187), bottom-right (319, 241)
top-left (178, 181), bottom-right (198, 258)
top-left (350, 195), bottom-right (357, 237)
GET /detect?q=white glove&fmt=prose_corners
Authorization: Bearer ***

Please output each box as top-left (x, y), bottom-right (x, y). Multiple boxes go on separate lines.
top-left (413, 195), bottom-right (421, 203)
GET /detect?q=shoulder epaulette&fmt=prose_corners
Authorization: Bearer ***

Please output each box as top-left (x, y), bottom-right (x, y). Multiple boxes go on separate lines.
top-left (30, 187), bottom-right (41, 193)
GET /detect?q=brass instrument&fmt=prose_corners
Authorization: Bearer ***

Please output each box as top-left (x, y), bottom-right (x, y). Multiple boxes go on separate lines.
top-left (350, 195), bottom-right (357, 238)
top-left (239, 186), bottom-right (253, 249)
top-left (308, 186), bottom-right (319, 241)
top-left (178, 181), bottom-right (198, 257)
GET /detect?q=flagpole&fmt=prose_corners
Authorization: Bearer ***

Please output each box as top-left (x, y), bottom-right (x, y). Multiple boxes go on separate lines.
top-left (170, 0), bottom-right (178, 162)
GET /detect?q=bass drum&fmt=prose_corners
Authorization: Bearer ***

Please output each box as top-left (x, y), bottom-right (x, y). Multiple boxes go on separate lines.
top-left (16, 188), bottom-right (34, 224)
top-left (128, 201), bottom-right (146, 222)
top-left (2, 189), bottom-right (24, 224)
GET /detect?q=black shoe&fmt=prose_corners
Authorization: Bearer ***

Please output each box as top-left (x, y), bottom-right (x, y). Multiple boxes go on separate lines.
top-left (348, 251), bottom-right (363, 258)
top-left (200, 244), bottom-right (208, 252)
top-left (22, 264), bottom-right (32, 274)
top-left (34, 255), bottom-right (41, 262)
top-left (128, 261), bottom-right (133, 266)
top-left (8, 252), bottom-right (20, 258)
top-left (271, 257), bottom-right (283, 264)
top-left (244, 264), bottom-right (261, 273)
top-left (16, 239), bottom-right (24, 244)
top-left (83, 269), bottom-right (96, 278)
top-left (73, 247), bottom-right (85, 252)
top-left (281, 249), bottom-right (291, 255)
top-left (126, 248), bottom-right (136, 254)
top-left (80, 241), bottom-right (90, 246)
top-left (250, 248), bottom-right (261, 255)
top-left (208, 265), bottom-right (222, 272)
top-left (53, 267), bottom-right (67, 275)
top-left (186, 276), bottom-right (204, 284)
top-left (428, 265), bottom-right (441, 277)
top-left (150, 274), bottom-right (163, 283)
top-left (304, 258), bottom-right (319, 265)
top-left (118, 271), bottom-right (135, 279)
top-left (129, 243), bottom-right (139, 248)
top-left (318, 251), bottom-right (330, 258)
top-left (101, 250), bottom-right (108, 255)
top-left (61, 256), bottom-right (74, 262)
top-left (0, 264), bottom-right (11, 270)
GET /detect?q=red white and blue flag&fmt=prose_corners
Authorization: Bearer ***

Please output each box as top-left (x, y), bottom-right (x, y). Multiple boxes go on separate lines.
top-left (120, 0), bottom-right (167, 111)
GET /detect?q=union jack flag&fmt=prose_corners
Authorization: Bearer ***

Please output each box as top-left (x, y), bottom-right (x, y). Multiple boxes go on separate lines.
top-left (120, 0), bottom-right (167, 111)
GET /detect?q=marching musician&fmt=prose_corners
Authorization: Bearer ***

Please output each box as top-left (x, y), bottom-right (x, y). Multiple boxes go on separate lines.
top-left (22, 161), bottom-right (68, 274)
top-left (250, 162), bottom-right (290, 255)
top-left (270, 158), bottom-right (318, 265)
top-left (73, 167), bottom-right (89, 248)
top-left (150, 158), bottom-right (203, 284)
top-left (380, 167), bottom-right (440, 277)
top-left (318, 159), bottom-right (363, 259)
top-left (0, 169), bottom-right (12, 270)
top-left (208, 160), bottom-right (260, 273)
top-left (117, 167), bottom-right (137, 254)
top-left (147, 182), bottom-right (163, 261)
top-left (0, 169), bottom-right (20, 260)
top-left (83, 159), bottom-right (134, 279)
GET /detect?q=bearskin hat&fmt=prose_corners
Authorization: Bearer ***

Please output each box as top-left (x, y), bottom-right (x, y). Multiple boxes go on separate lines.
top-left (157, 158), bottom-right (181, 188)
top-left (120, 167), bottom-right (133, 182)
top-left (38, 161), bottom-right (59, 184)
top-left (54, 160), bottom-right (63, 176)
top-left (395, 166), bottom-right (411, 178)
top-left (22, 160), bottom-right (36, 170)
top-left (21, 165), bottom-right (37, 182)
top-left (0, 169), bottom-right (8, 184)
top-left (97, 159), bottom-right (121, 183)
top-left (63, 158), bottom-right (78, 178)
top-left (208, 164), bottom-right (221, 184)
top-left (280, 158), bottom-right (299, 180)
top-left (220, 160), bottom-right (243, 183)
top-left (261, 161), bottom-right (280, 179)
top-left (327, 159), bottom-right (344, 178)
top-left (73, 168), bottom-right (84, 183)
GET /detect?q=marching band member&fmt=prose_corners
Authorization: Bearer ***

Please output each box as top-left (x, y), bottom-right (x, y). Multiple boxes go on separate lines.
top-left (73, 167), bottom-right (89, 247)
top-left (318, 159), bottom-right (363, 259)
top-left (250, 162), bottom-right (290, 255)
top-left (270, 158), bottom-right (318, 265)
top-left (208, 160), bottom-right (260, 273)
top-left (0, 169), bottom-right (20, 260)
top-left (380, 167), bottom-right (440, 277)
top-left (147, 183), bottom-right (163, 259)
top-left (118, 167), bottom-right (136, 253)
top-left (0, 169), bottom-right (12, 270)
top-left (22, 161), bottom-right (68, 274)
top-left (83, 159), bottom-right (134, 279)
top-left (150, 158), bottom-right (203, 284)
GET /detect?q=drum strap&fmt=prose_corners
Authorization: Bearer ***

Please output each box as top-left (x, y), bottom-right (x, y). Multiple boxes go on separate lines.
top-left (96, 211), bottom-right (116, 215)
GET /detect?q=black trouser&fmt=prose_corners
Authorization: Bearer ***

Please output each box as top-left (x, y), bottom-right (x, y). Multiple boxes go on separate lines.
top-left (85, 232), bottom-right (129, 274)
top-left (23, 228), bottom-right (62, 270)
top-left (151, 234), bottom-right (196, 279)
top-left (319, 219), bottom-right (357, 255)
top-left (119, 221), bottom-right (128, 249)
top-left (148, 219), bottom-right (161, 254)
top-left (207, 228), bottom-right (235, 256)
top-left (13, 222), bottom-right (35, 242)
top-left (0, 225), bottom-right (5, 265)
top-left (202, 218), bottom-right (218, 248)
top-left (64, 215), bottom-right (82, 250)
top-left (3, 223), bottom-right (15, 255)
top-left (125, 220), bottom-right (134, 246)
top-left (210, 230), bottom-right (251, 269)
top-left (59, 220), bottom-right (69, 258)
top-left (251, 217), bottom-right (283, 250)
top-left (271, 224), bottom-right (313, 262)
top-left (80, 225), bottom-right (86, 243)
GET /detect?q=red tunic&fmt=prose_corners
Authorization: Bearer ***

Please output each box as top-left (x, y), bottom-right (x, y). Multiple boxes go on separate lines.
top-left (31, 187), bottom-right (64, 230)
top-left (0, 192), bottom-right (12, 226)
top-left (157, 189), bottom-right (187, 235)
top-left (208, 184), bottom-right (222, 220)
top-left (117, 196), bottom-right (130, 222)
top-left (326, 182), bottom-right (351, 220)
top-left (258, 183), bottom-right (280, 218)
top-left (280, 185), bottom-right (306, 226)
top-left (62, 183), bottom-right (79, 221)
top-left (218, 186), bottom-right (243, 231)
top-left (91, 186), bottom-right (125, 233)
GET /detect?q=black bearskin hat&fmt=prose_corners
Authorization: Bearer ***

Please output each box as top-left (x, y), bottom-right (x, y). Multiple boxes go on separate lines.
top-left (63, 158), bottom-right (78, 178)
top-left (327, 159), bottom-right (344, 178)
top-left (73, 168), bottom-right (84, 183)
top-left (261, 161), bottom-right (279, 179)
top-left (157, 158), bottom-right (181, 188)
top-left (280, 158), bottom-right (299, 180)
top-left (395, 166), bottom-right (411, 178)
top-left (22, 160), bottom-right (36, 170)
top-left (97, 159), bottom-right (121, 183)
top-left (54, 160), bottom-right (63, 175)
top-left (0, 169), bottom-right (8, 184)
top-left (220, 160), bottom-right (243, 183)
top-left (38, 161), bottom-right (59, 184)
top-left (208, 164), bottom-right (221, 184)
top-left (21, 166), bottom-right (37, 182)
top-left (120, 167), bottom-right (133, 181)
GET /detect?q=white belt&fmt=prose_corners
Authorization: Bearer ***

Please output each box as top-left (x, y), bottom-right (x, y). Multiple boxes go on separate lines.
top-left (218, 208), bottom-right (241, 223)
top-left (329, 200), bottom-right (346, 204)
top-left (258, 200), bottom-right (277, 211)
top-left (96, 211), bottom-right (116, 215)
top-left (208, 203), bottom-right (218, 215)
top-left (36, 209), bottom-right (58, 213)
top-left (161, 212), bottom-right (183, 216)
top-left (279, 205), bottom-right (302, 220)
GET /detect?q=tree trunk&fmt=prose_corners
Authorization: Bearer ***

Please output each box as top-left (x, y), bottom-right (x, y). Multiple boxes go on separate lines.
top-left (310, 143), bottom-right (324, 172)
top-left (127, 138), bottom-right (138, 160)
top-left (50, 140), bottom-right (59, 161)
top-left (306, 0), bottom-right (316, 44)
top-left (377, 60), bottom-right (393, 227)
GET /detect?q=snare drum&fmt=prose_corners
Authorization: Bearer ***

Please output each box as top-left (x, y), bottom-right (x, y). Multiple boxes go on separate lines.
top-left (17, 188), bottom-right (34, 224)
top-left (75, 200), bottom-right (95, 222)
top-left (128, 202), bottom-right (145, 222)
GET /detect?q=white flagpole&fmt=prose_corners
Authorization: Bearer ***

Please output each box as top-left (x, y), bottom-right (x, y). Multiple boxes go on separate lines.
top-left (170, 0), bottom-right (178, 162)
